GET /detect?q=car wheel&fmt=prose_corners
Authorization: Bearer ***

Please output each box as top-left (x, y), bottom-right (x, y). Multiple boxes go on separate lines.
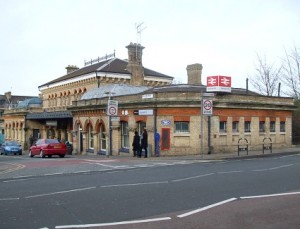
top-left (40, 150), bottom-right (45, 158)
top-left (59, 154), bottom-right (65, 158)
top-left (29, 150), bottom-right (34, 157)
top-left (48, 155), bottom-right (52, 158)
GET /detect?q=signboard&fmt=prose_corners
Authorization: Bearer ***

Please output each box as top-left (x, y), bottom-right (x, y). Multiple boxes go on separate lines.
top-left (161, 120), bottom-right (171, 126)
top-left (139, 109), bottom-right (153, 115)
top-left (133, 109), bottom-right (154, 115)
top-left (46, 120), bottom-right (57, 126)
top-left (111, 116), bottom-right (120, 122)
top-left (202, 99), bottom-right (213, 116)
top-left (207, 75), bottom-right (232, 93)
top-left (107, 100), bottom-right (118, 116)
top-left (142, 94), bottom-right (154, 99)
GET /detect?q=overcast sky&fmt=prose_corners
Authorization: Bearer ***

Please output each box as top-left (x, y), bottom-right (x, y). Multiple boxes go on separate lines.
top-left (0, 0), bottom-right (299, 96)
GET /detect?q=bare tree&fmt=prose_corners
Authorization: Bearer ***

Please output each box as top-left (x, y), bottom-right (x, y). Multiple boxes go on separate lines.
top-left (249, 53), bottom-right (281, 96)
top-left (281, 46), bottom-right (300, 99)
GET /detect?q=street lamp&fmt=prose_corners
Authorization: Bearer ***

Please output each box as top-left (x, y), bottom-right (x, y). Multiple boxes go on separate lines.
top-left (96, 71), bottom-right (100, 88)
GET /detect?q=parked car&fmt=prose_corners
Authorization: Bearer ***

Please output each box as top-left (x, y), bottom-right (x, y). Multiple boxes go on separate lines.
top-left (29, 138), bottom-right (67, 158)
top-left (0, 141), bottom-right (22, 155)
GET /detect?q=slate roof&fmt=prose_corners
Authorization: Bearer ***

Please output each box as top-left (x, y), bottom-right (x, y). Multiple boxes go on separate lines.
top-left (81, 84), bottom-right (150, 100)
top-left (39, 58), bottom-right (173, 88)
top-left (0, 95), bottom-right (39, 109)
top-left (17, 97), bottom-right (42, 108)
top-left (144, 84), bottom-right (261, 96)
top-left (26, 111), bottom-right (72, 120)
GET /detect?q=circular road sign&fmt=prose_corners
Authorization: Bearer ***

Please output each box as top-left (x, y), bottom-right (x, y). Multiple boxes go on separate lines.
top-left (203, 99), bottom-right (213, 115)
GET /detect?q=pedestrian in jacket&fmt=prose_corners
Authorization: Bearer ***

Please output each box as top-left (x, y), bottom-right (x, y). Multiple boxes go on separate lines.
top-left (132, 131), bottom-right (140, 157)
top-left (141, 128), bottom-right (148, 158)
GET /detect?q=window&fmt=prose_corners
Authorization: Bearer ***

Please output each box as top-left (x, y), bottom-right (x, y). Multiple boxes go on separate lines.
top-left (87, 124), bottom-right (94, 149)
top-left (259, 121), bottom-right (265, 132)
top-left (174, 122), bottom-right (189, 133)
top-left (99, 125), bottom-right (106, 150)
top-left (219, 121), bottom-right (227, 133)
top-left (244, 121), bottom-right (251, 132)
top-left (121, 122), bottom-right (129, 148)
top-left (232, 121), bottom-right (239, 132)
top-left (138, 121), bottom-right (146, 135)
top-left (270, 121), bottom-right (275, 132)
top-left (280, 121), bottom-right (286, 132)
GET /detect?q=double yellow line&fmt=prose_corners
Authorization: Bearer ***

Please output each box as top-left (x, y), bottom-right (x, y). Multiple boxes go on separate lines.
top-left (0, 162), bottom-right (25, 175)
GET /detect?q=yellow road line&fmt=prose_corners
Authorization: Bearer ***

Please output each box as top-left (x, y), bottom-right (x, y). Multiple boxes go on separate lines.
top-left (0, 162), bottom-right (26, 175)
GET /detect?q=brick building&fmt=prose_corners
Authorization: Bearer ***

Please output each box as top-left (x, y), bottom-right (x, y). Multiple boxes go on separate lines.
top-left (3, 42), bottom-right (295, 156)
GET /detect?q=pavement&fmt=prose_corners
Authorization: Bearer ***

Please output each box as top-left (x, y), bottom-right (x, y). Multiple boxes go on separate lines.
top-left (114, 145), bottom-right (300, 160)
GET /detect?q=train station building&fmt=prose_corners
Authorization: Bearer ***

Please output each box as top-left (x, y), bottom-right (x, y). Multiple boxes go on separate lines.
top-left (3, 43), bottom-right (295, 156)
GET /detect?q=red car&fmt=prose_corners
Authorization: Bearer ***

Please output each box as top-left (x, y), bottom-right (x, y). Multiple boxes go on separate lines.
top-left (29, 139), bottom-right (67, 158)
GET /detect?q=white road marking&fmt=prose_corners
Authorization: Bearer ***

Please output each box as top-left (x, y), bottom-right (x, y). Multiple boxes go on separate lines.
top-left (177, 198), bottom-right (237, 218)
top-left (25, 187), bottom-right (96, 199)
top-left (55, 217), bottom-right (171, 228)
top-left (172, 173), bottom-right (214, 182)
top-left (101, 181), bottom-right (168, 188)
top-left (253, 164), bottom-right (294, 172)
top-left (240, 191), bottom-right (300, 199)
top-left (83, 159), bottom-right (116, 163)
top-left (0, 197), bottom-right (20, 201)
top-left (3, 178), bottom-right (33, 183)
top-left (217, 170), bottom-right (243, 174)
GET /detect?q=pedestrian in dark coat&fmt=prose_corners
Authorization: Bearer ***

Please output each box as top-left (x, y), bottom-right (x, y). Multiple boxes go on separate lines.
top-left (132, 131), bottom-right (140, 157)
top-left (141, 128), bottom-right (148, 158)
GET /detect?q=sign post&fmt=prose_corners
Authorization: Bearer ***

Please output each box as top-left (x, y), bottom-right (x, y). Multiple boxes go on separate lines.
top-left (201, 93), bottom-right (214, 157)
top-left (106, 98), bottom-right (118, 157)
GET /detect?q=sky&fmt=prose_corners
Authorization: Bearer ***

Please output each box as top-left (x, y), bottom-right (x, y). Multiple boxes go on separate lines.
top-left (0, 0), bottom-right (299, 96)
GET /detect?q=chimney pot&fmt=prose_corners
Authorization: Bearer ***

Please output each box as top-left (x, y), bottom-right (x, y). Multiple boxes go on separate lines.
top-left (186, 63), bottom-right (203, 85)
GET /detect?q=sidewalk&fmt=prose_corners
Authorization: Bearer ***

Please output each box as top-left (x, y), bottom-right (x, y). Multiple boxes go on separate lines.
top-left (80, 145), bottom-right (300, 161)
top-left (151, 145), bottom-right (300, 161)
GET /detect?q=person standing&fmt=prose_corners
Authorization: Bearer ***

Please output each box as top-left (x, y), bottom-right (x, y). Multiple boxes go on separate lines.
top-left (29, 134), bottom-right (34, 147)
top-left (141, 128), bottom-right (148, 158)
top-left (132, 131), bottom-right (140, 157)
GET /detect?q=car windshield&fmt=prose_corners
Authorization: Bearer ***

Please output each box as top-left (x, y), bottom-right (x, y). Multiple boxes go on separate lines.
top-left (6, 141), bottom-right (18, 146)
top-left (45, 139), bottom-right (60, 144)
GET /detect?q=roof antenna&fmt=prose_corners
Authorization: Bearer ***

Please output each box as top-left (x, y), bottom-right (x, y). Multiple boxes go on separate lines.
top-left (135, 22), bottom-right (147, 58)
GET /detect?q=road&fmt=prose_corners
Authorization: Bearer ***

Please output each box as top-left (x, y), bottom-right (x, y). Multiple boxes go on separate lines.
top-left (0, 153), bottom-right (300, 229)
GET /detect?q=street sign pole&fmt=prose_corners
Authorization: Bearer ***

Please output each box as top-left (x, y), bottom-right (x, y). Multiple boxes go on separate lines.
top-left (201, 93), bottom-right (214, 157)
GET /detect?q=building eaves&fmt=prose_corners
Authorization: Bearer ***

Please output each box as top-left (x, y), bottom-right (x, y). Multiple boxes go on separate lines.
top-left (26, 111), bottom-right (72, 120)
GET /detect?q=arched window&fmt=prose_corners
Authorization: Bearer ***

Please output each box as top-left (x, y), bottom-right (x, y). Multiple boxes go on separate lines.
top-left (121, 121), bottom-right (129, 148)
top-left (100, 125), bottom-right (106, 150)
top-left (87, 124), bottom-right (94, 149)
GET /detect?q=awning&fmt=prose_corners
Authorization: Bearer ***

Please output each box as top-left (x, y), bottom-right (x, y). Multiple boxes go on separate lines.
top-left (26, 111), bottom-right (72, 120)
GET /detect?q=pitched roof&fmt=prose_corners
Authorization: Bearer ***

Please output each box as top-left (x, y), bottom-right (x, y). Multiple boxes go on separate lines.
top-left (39, 58), bottom-right (173, 88)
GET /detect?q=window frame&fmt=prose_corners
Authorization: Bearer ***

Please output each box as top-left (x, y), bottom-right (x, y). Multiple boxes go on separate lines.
top-left (121, 121), bottom-right (129, 148)
top-left (244, 121), bottom-right (251, 133)
top-left (174, 121), bottom-right (189, 133)
top-left (219, 121), bottom-right (227, 133)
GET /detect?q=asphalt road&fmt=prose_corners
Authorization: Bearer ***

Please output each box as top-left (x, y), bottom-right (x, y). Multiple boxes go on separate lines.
top-left (0, 153), bottom-right (300, 229)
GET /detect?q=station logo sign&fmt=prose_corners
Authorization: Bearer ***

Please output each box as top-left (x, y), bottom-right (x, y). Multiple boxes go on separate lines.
top-left (207, 75), bottom-right (232, 93)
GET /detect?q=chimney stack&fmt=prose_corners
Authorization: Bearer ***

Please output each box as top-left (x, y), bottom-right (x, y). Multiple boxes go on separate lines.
top-left (65, 65), bottom-right (79, 74)
top-left (126, 43), bottom-right (145, 86)
top-left (186, 63), bottom-right (203, 85)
